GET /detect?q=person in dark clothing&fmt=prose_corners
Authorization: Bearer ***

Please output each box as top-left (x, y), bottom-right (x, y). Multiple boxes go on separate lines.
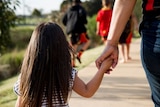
top-left (119, 16), bottom-right (133, 63)
top-left (62, 0), bottom-right (90, 67)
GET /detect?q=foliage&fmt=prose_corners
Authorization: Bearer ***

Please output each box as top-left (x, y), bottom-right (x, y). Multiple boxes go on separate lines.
top-left (0, 50), bottom-right (24, 80)
top-left (0, 26), bottom-right (34, 80)
top-left (31, 8), bottom-right (42, 17)
top-left (11, 25), bottom-right (34, 49)
top-left (83, 0), bottom-right (115, 17)
top-left (87, 15), bottom-right (102, 48)
top-left (60, 0), bottom-right (141, 21)
top-left (60, 0), bottom-right (104, 17)
top-left (133, 0), bottom-right (142, 22)
top-left (60, 0), bottom-right (70, 12)
top-left (83, 0), bottom-right (102, 17)
top-left (0, 0), bottom-right (19, 54)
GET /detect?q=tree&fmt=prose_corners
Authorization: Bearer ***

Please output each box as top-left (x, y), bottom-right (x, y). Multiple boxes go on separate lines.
top-left (31, 8), bottom-right (42, 17)
top-left (0, 0), bottom-right (19, 54)
top-left (83, 0), bottom-right (101, 17)
top-left (60, 0), bottom-right (70, 12)
top-left (60, 0), bottom-right (101, 16)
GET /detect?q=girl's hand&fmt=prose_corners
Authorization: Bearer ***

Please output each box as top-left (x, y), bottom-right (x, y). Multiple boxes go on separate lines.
top-left (99, 57), bottom-right (113, 74)
top-left (95, 41), bottom-right (119, 69)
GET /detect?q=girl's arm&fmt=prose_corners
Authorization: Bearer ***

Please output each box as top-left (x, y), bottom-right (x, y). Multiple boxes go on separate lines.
top-left (73, 57), bottom-right (112, 98)
top-left (15, 96), bottom-right (21, 107)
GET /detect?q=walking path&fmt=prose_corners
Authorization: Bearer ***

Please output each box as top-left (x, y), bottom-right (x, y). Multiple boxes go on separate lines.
top-left (69, 38), bottom-right (154, 107)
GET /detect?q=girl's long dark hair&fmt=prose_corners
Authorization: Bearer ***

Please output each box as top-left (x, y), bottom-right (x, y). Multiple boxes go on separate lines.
top-left (20, 22), bottom-right (72, 106)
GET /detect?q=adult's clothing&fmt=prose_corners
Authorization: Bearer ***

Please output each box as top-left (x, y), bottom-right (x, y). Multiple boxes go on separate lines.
top-left (140, 0), bottom-right (160, 106)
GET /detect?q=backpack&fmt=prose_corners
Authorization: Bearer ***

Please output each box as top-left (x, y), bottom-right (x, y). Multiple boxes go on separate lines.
top-left (66, 10), bottom-right (79, 34)
top-left (62, 5), bottom-right (87, 35)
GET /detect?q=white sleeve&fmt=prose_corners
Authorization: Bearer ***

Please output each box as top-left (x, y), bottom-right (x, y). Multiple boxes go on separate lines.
top-left (13, 75), bottom-right (21, 96)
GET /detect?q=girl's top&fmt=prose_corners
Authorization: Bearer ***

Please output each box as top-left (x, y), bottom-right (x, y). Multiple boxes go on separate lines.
top-left (142, 0), bottom-right (160, 20)
top-left (96, 7), bottom-right (112, 37)
top-left (13, 68), bottom-right (77, 107)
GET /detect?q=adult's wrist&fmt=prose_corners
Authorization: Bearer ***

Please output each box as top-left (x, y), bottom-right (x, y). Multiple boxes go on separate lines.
top-left (107, 40), bottom-right (118, 47)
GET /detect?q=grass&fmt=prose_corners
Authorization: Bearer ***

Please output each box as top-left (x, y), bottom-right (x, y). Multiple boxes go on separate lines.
top-left (75, 45), bottom-right (105, 70)
top-left (0, 44), bottom-right (105, 107)
top-left (0, 75), bottom-right (18, 107)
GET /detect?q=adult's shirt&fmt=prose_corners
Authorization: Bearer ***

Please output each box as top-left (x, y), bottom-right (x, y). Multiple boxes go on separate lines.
top-left (142, 0), bottom-right (160, 20)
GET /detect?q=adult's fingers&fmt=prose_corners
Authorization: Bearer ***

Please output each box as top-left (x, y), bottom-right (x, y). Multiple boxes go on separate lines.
top-left (95, 57), bottom-right (103, 69)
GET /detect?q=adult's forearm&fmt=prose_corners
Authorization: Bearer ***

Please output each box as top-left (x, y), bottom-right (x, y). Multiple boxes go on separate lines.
top-left (107, 0), bottom-right (137, 45)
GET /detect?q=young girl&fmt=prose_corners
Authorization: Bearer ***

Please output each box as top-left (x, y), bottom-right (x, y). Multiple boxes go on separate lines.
top-left (13, 22), bottom-right (113, 107)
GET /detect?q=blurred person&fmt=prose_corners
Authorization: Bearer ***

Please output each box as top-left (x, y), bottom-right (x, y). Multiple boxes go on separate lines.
top-left (119, 16), bottom-right (133, 63)
top-left (62, 0), bottom-right (90, 67)
top-left (96, 0), bottom-right (112, 44)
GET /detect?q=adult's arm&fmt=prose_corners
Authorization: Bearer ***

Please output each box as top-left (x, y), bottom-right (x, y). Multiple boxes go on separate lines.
top-left (95, 0), bottom-right (137, 69)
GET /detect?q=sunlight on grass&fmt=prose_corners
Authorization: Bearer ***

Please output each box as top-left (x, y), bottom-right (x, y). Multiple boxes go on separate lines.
top-left (0, 75), bottom-right (18, 93)
top-left (75, 45), bottom-right (105, 70)
top-left (0, 75), bottom-right (18, 107)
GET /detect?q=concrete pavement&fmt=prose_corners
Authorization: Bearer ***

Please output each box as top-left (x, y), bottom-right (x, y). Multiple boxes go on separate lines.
top-left (69, 38), bottom-right (154, 107)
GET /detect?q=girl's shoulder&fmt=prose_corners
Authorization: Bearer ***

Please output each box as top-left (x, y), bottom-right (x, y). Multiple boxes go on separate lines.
top-left (13, 75), bottom-right (21, 96)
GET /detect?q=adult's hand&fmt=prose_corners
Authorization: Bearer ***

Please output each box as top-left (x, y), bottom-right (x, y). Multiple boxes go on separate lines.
top-left (95, 41), bottom-right (119, 69)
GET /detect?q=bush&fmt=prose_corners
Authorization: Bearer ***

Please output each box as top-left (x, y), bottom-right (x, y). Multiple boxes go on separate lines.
top-left (0, 16), bottom-right (103, 80)
top-left (11, 25), bottom-right (34, 50)
top-left (0, 25), bottom-right (33, 80)
top-left (0, 50), bottom-right (24, 80)
top-left (87, 15), bottom-right (102, 48)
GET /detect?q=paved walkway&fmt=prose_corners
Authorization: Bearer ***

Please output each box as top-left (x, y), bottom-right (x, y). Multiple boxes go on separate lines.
top-left (69, 38), bottom-right (154, 107)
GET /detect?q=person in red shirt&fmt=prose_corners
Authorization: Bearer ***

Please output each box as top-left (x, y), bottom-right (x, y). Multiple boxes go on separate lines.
top-left (96, 0), bottom-right (112, 44)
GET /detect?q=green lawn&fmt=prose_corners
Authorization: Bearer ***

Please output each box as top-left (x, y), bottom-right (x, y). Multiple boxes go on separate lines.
top-left (0, 45), bottom-right (105, 107)
top-left (0, 75), bottom-right (18, 107)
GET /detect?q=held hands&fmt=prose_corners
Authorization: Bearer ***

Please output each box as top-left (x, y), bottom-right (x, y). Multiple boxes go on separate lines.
top-left (95, 41), bottom-right (119, 70)
top-left (99, 57), bottom-right (113, 74)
